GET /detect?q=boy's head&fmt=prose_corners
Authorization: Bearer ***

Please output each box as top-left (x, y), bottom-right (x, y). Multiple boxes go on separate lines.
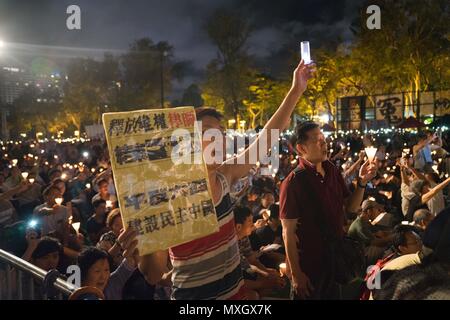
top-left (261, 192), bottom-right (275, 209)
top-left (93, 199), bottom-right (107, 215)
top-left (31, 237), bottom-right (62, 271)
top-left (195, 107), bottom-right (225, 170)
top-left (234, 206), bottom-right (254, 239)
top-left (43, 185), bottom-right (62, 206)
top-left (97, 179), bottom-right (109, 195)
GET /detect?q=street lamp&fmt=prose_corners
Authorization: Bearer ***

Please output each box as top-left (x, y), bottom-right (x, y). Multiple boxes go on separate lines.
top-left (160, 49), bottom-right (168, 108)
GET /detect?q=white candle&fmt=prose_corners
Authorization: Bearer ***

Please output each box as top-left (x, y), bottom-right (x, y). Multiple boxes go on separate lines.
top-left (28, 178), bottom-right (35, 184)
top-left (55, 198), bottom-right (63, 205)
top-left (365, 146), bottom-right (377, 162)
top-left (72, 222), bottom-right (81, 234)
top-left (21, 172), bottom-right (29, 179)
top-left (279, 263), bottom-right (287, 277)
top-left (106, 200), bottom-right (113, 208)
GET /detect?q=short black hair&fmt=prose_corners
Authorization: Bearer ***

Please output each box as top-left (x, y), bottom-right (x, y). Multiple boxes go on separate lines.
top-left (78, 247), bottom-right (110, 281)
top-left (43, 185), bottom-right (60, 197)
top-left (262, 192), bottom-right (274, 199)
top-left (195, 107), bottom-right (223, 121)
top-left (295, 121), bottom-right (319, 145)
top-left (51, 178), bottom-right (64, 186)
top-left (234, 206), bottom-right (252, 225)
top-left (392, 224), bottom-right (419, 251)
top-left (93, 198), bottom-right (106, 209)
top-left (31, 237), bottom-right (62, 260)
top-left (48, 168), bottom-right (61, 177)
top-left (248, 186), bottom-right (262, 196)
top-left (97, 178), bottom-right (108, 187)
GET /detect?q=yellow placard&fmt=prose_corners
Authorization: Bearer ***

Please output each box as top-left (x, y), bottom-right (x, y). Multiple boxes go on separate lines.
top-left (102, 107), bottom-right (218, 255)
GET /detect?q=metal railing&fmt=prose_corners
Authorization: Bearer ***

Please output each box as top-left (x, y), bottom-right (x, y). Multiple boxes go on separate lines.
top-left (0, 248), bottom-right (77, 300)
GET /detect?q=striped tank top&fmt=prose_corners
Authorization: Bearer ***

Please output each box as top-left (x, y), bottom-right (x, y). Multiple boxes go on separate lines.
top-left (169, 171), bottom-right (245, 300)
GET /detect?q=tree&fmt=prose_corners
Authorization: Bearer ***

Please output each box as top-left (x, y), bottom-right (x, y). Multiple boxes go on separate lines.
top-left (180, 84), bottom-right (204, 108)
top-left (10, 84), bottom-right (64, 136)
top-left (347, 0), bottom-right (450, 115)
top-left (121, 38), bottom-right (176, 109)
top-left (62, 54), bottom-right (119, 131)
top-left (243, 75), bottom-right (290, 128)
top-left (202, 9), bottom-right (256, 123)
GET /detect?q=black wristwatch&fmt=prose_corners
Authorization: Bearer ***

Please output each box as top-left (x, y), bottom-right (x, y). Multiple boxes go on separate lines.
top-left (357, 179), bottom-right (367, 189)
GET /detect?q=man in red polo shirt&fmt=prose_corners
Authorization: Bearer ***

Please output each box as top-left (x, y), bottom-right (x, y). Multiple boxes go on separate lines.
top-left (280, 122), bottom-right (376, 299)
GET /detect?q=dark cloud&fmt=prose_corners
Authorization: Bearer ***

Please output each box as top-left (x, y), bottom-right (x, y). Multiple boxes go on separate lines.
top-left (0, 0), bottom-right (366, 97)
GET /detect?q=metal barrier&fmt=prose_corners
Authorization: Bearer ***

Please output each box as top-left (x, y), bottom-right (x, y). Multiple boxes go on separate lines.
top-left (0, 248), bottom-right (77, 300)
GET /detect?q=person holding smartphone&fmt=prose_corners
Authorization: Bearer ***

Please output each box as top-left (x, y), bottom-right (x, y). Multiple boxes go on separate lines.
top-left (413, 131), bottom-right (442, 173)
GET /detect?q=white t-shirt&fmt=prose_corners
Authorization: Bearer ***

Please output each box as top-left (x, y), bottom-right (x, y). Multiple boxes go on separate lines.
top-left (382, 252), bottom-right (421, 272)
top-left (427, 181), bottom-right (445, 216)
top-left (401, 182), bottom-right (415, 217)
top-left (37, 206), bottom-right (70, 236)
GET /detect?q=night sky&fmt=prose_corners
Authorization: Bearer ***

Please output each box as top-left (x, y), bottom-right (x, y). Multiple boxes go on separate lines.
top-left (0, 0), bottom-right (367, 96)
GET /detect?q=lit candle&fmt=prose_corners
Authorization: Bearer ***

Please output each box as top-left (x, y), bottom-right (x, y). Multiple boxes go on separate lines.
top-left (106, 200), bottom-right (113, 208)
top-left (12, 159), bottom-right (18, 166)
top-left (383, 173), bottom-right (388, 179)
top-left (279, 263), bottom-right (287, 277)
top-left (365, 146), bottom-right (377, 163)
top-left (28, 178), bottom-right (35, 184)
top-left (86, 183), bottom-right (91, 189)
top-left (72, 222), bottom-right (81, 234)
top-left (55, 198), bottom-right (63, 206)
top-left (21, 172), bottom-right (29, 179)
top-left (61, 173), bottom-right (67, 180)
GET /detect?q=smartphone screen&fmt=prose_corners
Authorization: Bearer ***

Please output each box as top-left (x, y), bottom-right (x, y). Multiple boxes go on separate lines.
top-left (300, 41), bottom-right (311, 64)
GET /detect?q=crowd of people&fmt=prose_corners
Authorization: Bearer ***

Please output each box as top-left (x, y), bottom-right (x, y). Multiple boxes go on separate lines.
top-left (1, 60), bottom-right (450, 300)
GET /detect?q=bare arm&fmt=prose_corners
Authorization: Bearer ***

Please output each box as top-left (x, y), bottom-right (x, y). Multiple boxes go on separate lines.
top-left (0, 182), bottom-right (29, 201)
top-left (422, 177), bottom-right (450, 204)
top-left (139, 250), bottom-right (169, 285)
top-left (343, 158), bottom-right (363, 180)
top-left (345, 160), bottom-right (377, 213)
top-left (221, 61), bottom-right (315, 185)
top-left (413, 136), bottom-right (433, 155)
top-left (281, 219), bottom-right (302, 279)
top-left (400, 166), bottom-right (411, 187)
top-left (408, 166), bottom-right (426, 182)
